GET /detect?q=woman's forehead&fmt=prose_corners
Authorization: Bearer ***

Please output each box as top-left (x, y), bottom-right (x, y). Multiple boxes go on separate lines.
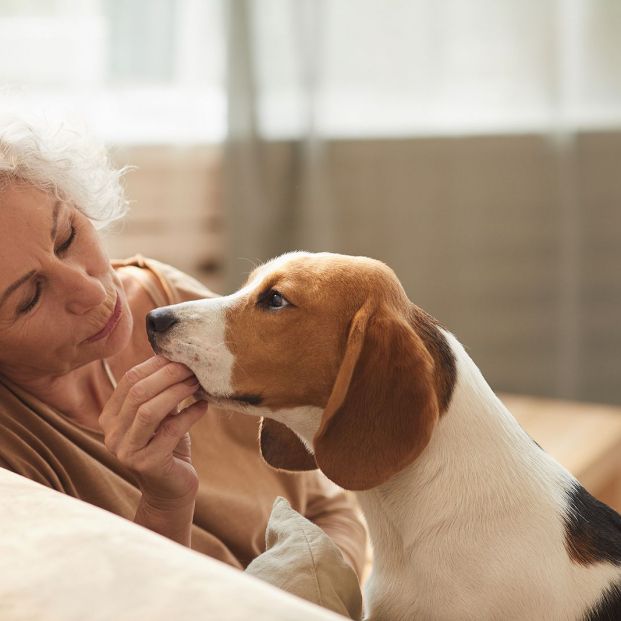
top-left (0, 182), bottom-right (58, 219)
top-left (0, 185), bottom-right (61, 275)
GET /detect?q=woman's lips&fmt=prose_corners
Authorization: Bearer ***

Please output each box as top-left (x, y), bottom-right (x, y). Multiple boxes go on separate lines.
top-left (84, 294), bottom-right (122, 343)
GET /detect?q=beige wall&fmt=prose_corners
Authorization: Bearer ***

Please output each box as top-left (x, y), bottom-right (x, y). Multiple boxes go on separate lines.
top-left (103, 145), bottom-right (225, 293)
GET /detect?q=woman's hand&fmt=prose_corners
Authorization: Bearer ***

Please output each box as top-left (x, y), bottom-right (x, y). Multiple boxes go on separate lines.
top-left (98, 355), bottom-right (208, 544)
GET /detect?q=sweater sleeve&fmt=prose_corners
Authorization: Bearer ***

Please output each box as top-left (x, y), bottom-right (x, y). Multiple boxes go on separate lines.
top-left (302, 471), bottom-right (369, 581)
top-left (141, 257), bottom-right (220, 304)
top-left (0, 418), bottom-right (67, 492)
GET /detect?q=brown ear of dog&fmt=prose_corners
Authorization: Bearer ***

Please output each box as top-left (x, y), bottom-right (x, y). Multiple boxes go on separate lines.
top-left (259, 417), bottom-right (317, 470)
top-left (313, 302), bottom-right (440, 491)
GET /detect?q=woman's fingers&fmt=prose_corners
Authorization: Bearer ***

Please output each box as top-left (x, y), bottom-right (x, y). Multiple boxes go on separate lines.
top-left (98, 357), bottom-right (208, 506)
top-left (122, 359), bottom-right (194, 416)
top-left (105, 355), bottom-right (170, 412)
top-left (115, 401), bottom-right (208, 502)
top-left (100, 357), bottom-right (195, 441)
top-left (121, 377), bottom-right (200, 451)
top-left (147, 400), bottom-right (208, 458)
top-left (99, 355), bottom-right (171, 431)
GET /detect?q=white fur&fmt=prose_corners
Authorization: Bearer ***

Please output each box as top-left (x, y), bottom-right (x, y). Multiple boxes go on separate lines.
top-left (155, 295), bottom-right (235, 397)
top-left (263, 406), bottom-right (324, 452)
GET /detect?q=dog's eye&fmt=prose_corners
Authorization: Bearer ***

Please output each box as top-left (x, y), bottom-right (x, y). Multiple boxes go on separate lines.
top-left (267, 291), bottom-right (288, 309)
top-left (258, 289), bottom-right (290, 310)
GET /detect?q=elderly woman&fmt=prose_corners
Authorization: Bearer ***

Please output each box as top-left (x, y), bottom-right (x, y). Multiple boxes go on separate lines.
top-left (0, 120), bottom-right (366, 576)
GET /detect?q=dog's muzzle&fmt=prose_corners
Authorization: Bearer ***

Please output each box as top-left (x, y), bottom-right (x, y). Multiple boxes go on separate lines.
top-left (146, 308), bottom-right (178, 352)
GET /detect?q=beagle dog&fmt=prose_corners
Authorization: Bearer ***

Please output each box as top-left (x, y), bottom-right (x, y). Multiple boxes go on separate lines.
top-left (146, 251), bottom-right (621, 621)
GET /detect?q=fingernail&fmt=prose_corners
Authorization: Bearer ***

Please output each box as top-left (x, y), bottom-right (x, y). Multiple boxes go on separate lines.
top-left (185, 377), bottom-right (199, 386)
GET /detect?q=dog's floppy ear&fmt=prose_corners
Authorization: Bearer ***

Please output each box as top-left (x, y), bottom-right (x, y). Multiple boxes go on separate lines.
top-left (259, 417), bottom-right (317, 470)
top-left (313, 302), bottom-right (439, 490)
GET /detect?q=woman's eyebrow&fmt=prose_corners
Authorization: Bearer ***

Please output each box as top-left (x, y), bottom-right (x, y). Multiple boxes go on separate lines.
top-left (0, 200), bottom-right (62, 311)
top-left (49, 199), bottom-right (62, 240)
top-left (0, 271), bottom-right (36, 311)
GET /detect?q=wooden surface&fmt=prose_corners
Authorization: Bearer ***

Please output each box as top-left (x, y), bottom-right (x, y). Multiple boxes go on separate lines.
top-left (501, 393), bottom-right (621, 511)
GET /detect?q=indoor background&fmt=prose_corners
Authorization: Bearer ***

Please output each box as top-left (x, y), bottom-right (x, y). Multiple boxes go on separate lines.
top-left (1, 0), bottom-right (620, 408)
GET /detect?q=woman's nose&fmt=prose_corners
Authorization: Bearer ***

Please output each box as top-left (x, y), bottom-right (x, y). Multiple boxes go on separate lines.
top-left (61, 264), bottom-right (107, 314)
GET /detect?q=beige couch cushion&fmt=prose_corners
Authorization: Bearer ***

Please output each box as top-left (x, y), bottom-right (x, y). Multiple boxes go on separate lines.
top-left (246, 497), bottom-right (363, 620)
top-left (0, 467), bottom-right (345, 621)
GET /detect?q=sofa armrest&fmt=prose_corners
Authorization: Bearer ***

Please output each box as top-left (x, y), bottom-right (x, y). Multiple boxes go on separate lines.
top-left (0, 467), bottom-right (345, 621)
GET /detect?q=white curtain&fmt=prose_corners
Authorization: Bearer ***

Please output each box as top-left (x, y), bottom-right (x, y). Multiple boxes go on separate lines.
top-left (224, 0), bottom-right (335, 289)
top-left (228, 0), bottom-right (621, 138)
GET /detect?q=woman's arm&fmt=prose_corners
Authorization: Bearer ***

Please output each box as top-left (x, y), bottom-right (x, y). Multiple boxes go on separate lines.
top-left (98, 355), bottom-right (207, 547)
top-left (134, 491), bottom-right (196, 547)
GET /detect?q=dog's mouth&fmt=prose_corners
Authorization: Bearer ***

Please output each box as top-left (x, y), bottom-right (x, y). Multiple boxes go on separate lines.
top-left (194, 387), bottom-right (263, 407)
top-left (194, 387), bottom-right (221, 403)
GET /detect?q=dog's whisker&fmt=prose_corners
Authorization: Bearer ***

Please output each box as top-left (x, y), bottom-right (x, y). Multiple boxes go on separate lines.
top-left (237, 256), bottom-right (262, 277)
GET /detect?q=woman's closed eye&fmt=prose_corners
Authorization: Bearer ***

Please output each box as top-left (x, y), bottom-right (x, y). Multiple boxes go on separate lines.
top-left (56, 224), bottom-right (76, 256)
top-left (18, 280), bottom-right (42, 315)
top-left (16, 224), bottom-right (78, 316)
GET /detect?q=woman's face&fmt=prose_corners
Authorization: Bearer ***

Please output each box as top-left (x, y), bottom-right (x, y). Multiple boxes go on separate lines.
top-left (0, 183), bottom-right (133, 381)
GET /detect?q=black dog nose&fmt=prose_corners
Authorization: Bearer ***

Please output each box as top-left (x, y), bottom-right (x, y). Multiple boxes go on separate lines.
top-left (146, 308), bottom-right (178, 335)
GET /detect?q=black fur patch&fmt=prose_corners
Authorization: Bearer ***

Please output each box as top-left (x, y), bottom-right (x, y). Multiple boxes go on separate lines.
top-left (583, 582), bottom-right (621, 621)
top-left (231, 393), bottom-right (263, 406)
top-left (409, 305), bottom-right (457, 413)
top-left (564, 483), bottom-right (621, 566)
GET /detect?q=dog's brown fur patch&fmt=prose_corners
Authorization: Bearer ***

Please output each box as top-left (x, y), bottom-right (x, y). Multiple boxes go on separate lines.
top-left (225, 255), bottom-right (398, 411)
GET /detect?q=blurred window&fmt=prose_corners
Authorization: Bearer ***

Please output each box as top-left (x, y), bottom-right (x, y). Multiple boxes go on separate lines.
top-left (252, 0), bottom-right (621, 137)
top-left (1, 0), bottom-right (621, 141)
top-left (0, 0), bottom-right (225, 143)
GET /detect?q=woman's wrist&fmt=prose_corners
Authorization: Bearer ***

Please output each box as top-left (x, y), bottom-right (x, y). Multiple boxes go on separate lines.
top-left (134, 490), bottom-right (197, 547)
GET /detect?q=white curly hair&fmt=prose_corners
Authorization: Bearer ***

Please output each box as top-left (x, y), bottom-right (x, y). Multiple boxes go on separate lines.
top-left (0, 118), bottom-right (129, 230)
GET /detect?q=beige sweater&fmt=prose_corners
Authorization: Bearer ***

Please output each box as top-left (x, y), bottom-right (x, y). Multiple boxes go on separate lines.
top-left (0, 256), bottom-right (367, 576)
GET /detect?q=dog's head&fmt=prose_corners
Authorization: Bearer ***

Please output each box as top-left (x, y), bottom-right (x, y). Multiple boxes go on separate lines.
top-left (147, 251), bottom-right (455, 490)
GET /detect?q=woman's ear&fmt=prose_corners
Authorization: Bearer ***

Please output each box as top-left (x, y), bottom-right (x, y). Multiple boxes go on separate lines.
top-left (313, 302), bottom-right (439, 491)
top-left (259, 417), bottom-right (317, 471)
